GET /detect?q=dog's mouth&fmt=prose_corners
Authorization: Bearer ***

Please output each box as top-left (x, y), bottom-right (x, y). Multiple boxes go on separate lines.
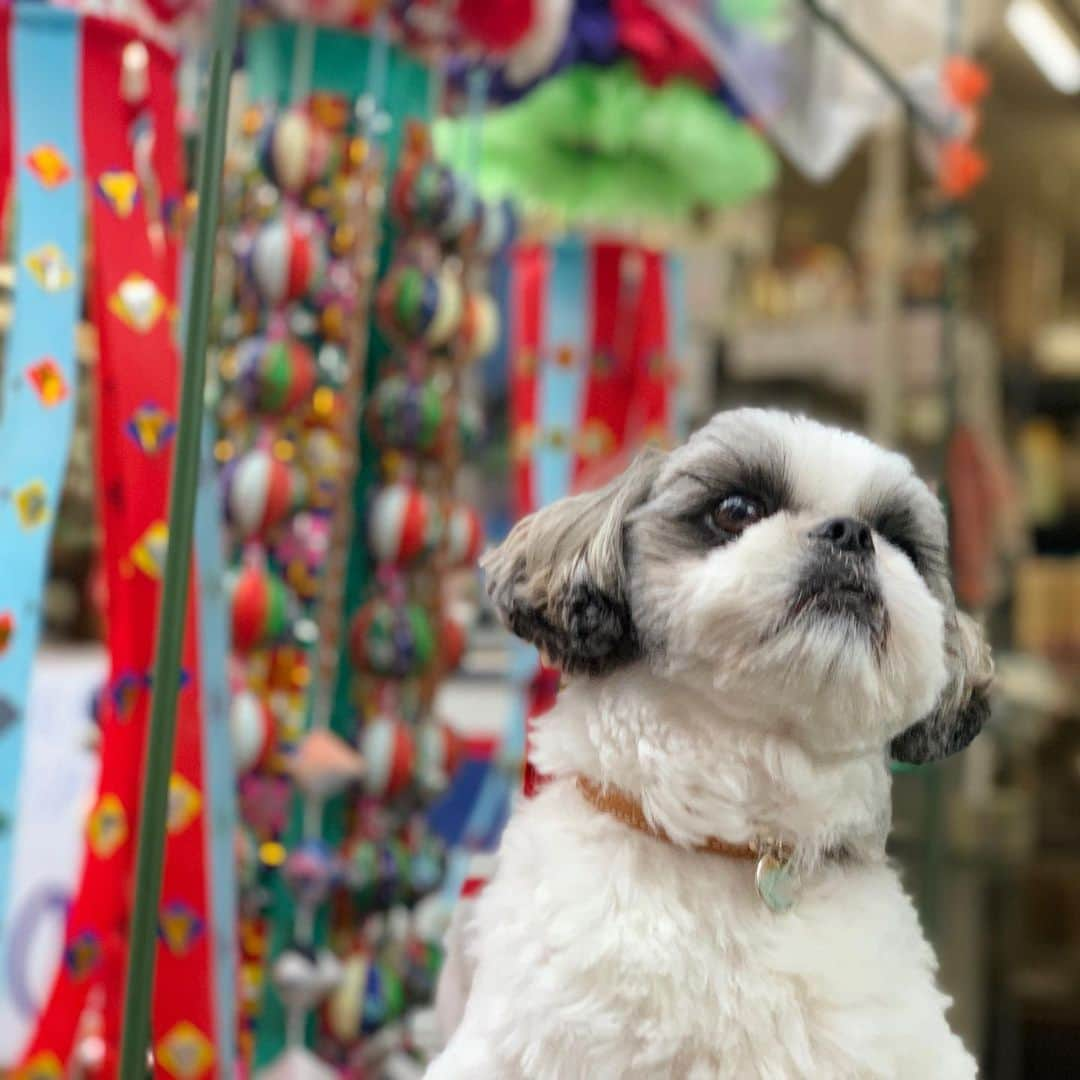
top-left (783, 563), bottom-right (888, 649)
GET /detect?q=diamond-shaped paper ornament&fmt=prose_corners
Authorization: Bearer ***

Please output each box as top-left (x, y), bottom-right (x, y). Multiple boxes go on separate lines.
top-left (24, 244), bottom-right (74, 292)
top-left (108, 272), bottom-right (165, 333)
top-left (26, 144), bottom-right (72, 188)
top-left (26, 358), bottom-right (69, 406)
top-left (13, 479), bottom-right (49, 529)
top-left (87, 793), bottom-right (127, 858)
top-left (155, 1020), bottom-right (214, 1079)
top-left (167, 773), bottom-right (202, 834)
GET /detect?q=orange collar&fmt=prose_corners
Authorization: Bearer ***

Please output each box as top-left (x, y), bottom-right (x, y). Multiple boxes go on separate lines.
top-left (575, 775), bottom-right (767, 861)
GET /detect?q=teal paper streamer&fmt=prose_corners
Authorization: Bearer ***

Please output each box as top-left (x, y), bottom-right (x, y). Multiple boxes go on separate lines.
top-left (0, 4), bottom-right (83, 954)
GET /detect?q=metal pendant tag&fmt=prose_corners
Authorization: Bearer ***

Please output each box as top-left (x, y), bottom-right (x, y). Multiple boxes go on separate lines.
top-left (755, 850), bottom-right (798, 914)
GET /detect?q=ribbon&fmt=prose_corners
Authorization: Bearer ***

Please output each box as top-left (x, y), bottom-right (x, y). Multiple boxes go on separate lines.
top-left (19, 19), bottom-right (216, 1078)
top-left (0, 2), bottom-right (84, 997)
top-left (459, 237), bottom-right (683, 894)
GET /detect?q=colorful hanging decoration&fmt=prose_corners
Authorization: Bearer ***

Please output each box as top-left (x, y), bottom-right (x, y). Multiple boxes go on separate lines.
top-left (0, 5), bottom-right (84, 967)
top-left (17, 17), bottom-right (218, 1078)
top-left (435, 62), bottom-right (776, 223)
top-left (446, 233), bottom-right (686, 909)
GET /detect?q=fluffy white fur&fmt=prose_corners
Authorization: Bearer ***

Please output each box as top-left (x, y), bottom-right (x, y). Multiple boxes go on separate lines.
top-left (427, 411), bottom-right (988, 1079)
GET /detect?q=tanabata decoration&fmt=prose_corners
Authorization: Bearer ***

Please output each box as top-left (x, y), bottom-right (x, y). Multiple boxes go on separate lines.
top-left (14, 15), bottom-right (221, 1078)
top-left (443, 232), bottom-right (688, 912)
top-left (0, 3), bottom-right (85, 997)
top-left (435, 62), bottom-right (776, 222)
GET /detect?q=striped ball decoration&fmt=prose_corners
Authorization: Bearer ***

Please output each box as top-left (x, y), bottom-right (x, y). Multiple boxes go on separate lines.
top-left (229, 689), bottom-right (277, 774)
top-left (348, 598), bottom-right (436, 678)
top-left (443, 503), bottom-right (484, 568)
top-left (237, 335), bottom-right (317, 415)
top-left (359, 717), bottom-right (416, 799)
top-left (374, 262), bottom-right (439, 342)
top-left (223, 449), bottom-right (307, 540)
top-left (424, 265), bottom-right (464, 347)
top-left (360, 960), bottom-right (406, 1034)
top-left (230, 565), bottom-right (291, 652)
top-left (251, 211), bottom-right (327, 307)
top-left (439, 612), bottom-right (467, 672)
top-left (259, 108), bottom-right (330, 195)
top-left (326, 951), bottom-right (368, 1043)
top-left (367, 375), bottom-right (448, 456)
top-left (415, 720), bottom-right (464, 796)
top-left (367, 484), bottom-right (443, 567)
top-left (474, 196), bottom-right (517, 259)
top-left (459, 291), bottom-right (501, 364)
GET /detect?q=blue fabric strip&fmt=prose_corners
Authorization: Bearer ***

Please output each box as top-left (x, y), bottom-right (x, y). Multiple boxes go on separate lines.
top-left (193, 341), bottom-right (238, 1072)
top-left (534, 236), bottom-right (587, 508)
top-left (451, 238), bottom-right (593, 873)
top-left (0, 5), bottom-right (83, 950)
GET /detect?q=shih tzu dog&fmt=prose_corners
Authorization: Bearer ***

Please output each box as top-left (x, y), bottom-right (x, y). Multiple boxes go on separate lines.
top-left (427, 409), bottom-right (992, 1080)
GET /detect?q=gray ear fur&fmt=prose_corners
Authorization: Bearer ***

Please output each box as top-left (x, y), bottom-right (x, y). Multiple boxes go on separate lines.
top-left (481, 449), bottom-right (664, 675)
top-left (890, 610), bottom-right (993, 764)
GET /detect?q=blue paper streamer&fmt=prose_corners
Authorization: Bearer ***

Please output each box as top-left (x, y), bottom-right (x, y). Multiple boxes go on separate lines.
top-left (193, 352), bottom-right (238, 1072)
top-left (0, 5), bottom-right (83, 950)
top-left (448, 238), bottom-right (592, 878)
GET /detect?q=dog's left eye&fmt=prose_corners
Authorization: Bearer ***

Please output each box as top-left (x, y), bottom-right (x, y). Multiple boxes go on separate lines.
top-left (707, 493), bottom-right (766, 536)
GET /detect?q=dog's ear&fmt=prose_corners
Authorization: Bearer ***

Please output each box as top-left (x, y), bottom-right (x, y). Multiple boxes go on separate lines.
top-left (890, 609), bottom-right (993, 764)
top-left (481, 448), bottom-right (664, 675)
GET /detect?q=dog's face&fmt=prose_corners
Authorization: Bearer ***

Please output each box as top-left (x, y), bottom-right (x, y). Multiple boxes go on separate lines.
top-left (483, 409), bottom-right (992, 764)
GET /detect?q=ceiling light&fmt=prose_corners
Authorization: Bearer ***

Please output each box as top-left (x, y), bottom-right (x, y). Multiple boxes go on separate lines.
top-left (1007, 0), bottom-right (1080, 93)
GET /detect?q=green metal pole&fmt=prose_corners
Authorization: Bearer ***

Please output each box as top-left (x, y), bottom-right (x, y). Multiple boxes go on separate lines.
top-left (119, 3), bottom-right (240, 1078)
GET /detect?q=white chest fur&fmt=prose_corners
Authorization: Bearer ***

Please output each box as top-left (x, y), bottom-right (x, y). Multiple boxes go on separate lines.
top-left (428, 783), bottom-right (976, 1080)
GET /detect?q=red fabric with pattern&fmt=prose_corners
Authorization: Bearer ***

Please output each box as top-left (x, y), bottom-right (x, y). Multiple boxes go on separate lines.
top-left (19, 20), bottom-right (215, 1078)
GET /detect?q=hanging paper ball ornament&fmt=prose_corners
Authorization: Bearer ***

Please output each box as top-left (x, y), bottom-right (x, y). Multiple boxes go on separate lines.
top-left (229, 690), bottom-right (276, 774)
top-left (367, 484), bottom-right (443, 566)
top-left (425, 266), bottom-right (464, 347)
top-left (326, 952), bottom-right (369, 1042)
top-left (272, 947), bottom-right (341, 1013)
top-left (224, 449), bottom-right (306, 539)
top-left (475, 197), bottom-right (517, 258)
top-left (459, 291), bottom-right (501, 363)
top-left (238, 336), bottom-right (317, 415)
top-left (368, 375), bottom-right (447, 455)
top-left (375, 263), bottom-right (438, 341)
top-left (260, 108), bottom-right (330, 194)
top-left (438, 179), bottom-right (480, 246)
top-left (230, 566), bottom-right (290, 652)
top-left (416, 720), bottom-right (464, 796)
top-left (362, 961), bottom-right (406, 1034)
top-left (444, 503), bottom-right (484, 567)
top-left (343, 839), bottom-right (379, 896)
top-left (360, 718), bottom-right (416, 799)
top-left (409, 162), bottom-right (455, 229)
top-left (251, 212), bottom-right (327, 307)
top-left (404, 938), bottom-right (443, 1001)
top-left (456, 0), bottom-right (534, 52)
top-left (440, 613), bottom-right (467, 672)
top-left (348, 599), bottom-right (436, 678)
top-left (283, 839), bottom-right (338, 907)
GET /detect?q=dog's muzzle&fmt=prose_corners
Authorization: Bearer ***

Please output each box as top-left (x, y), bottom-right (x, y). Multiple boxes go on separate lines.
top-left (787, 551), bottom-right (888, 644)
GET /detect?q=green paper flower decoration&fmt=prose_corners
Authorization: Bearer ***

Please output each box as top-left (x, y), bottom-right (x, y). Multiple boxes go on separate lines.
top-left (434, 63), bottom-right (778, 224)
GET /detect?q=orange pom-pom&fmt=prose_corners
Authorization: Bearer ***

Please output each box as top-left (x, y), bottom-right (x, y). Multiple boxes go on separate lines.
top-left (944, 57), bottom-right (990, 107)
top-left (939, 140), bottom-right (988, 199)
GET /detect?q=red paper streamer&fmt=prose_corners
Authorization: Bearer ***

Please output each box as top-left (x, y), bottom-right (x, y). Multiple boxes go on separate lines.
top-left (19, 20), bottom-right (215, 1079)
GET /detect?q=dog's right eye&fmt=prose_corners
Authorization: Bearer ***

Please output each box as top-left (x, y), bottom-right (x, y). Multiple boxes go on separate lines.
top-left (707, 493), bottom-right (766, 537)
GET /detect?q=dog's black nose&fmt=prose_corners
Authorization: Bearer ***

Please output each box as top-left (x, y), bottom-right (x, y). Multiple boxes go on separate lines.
top-left (811, 516), bottom-right (874, 556)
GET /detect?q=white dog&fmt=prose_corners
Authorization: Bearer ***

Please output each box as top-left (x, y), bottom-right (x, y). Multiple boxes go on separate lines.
top-left (427, 409), bottom-right (992, 1079)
